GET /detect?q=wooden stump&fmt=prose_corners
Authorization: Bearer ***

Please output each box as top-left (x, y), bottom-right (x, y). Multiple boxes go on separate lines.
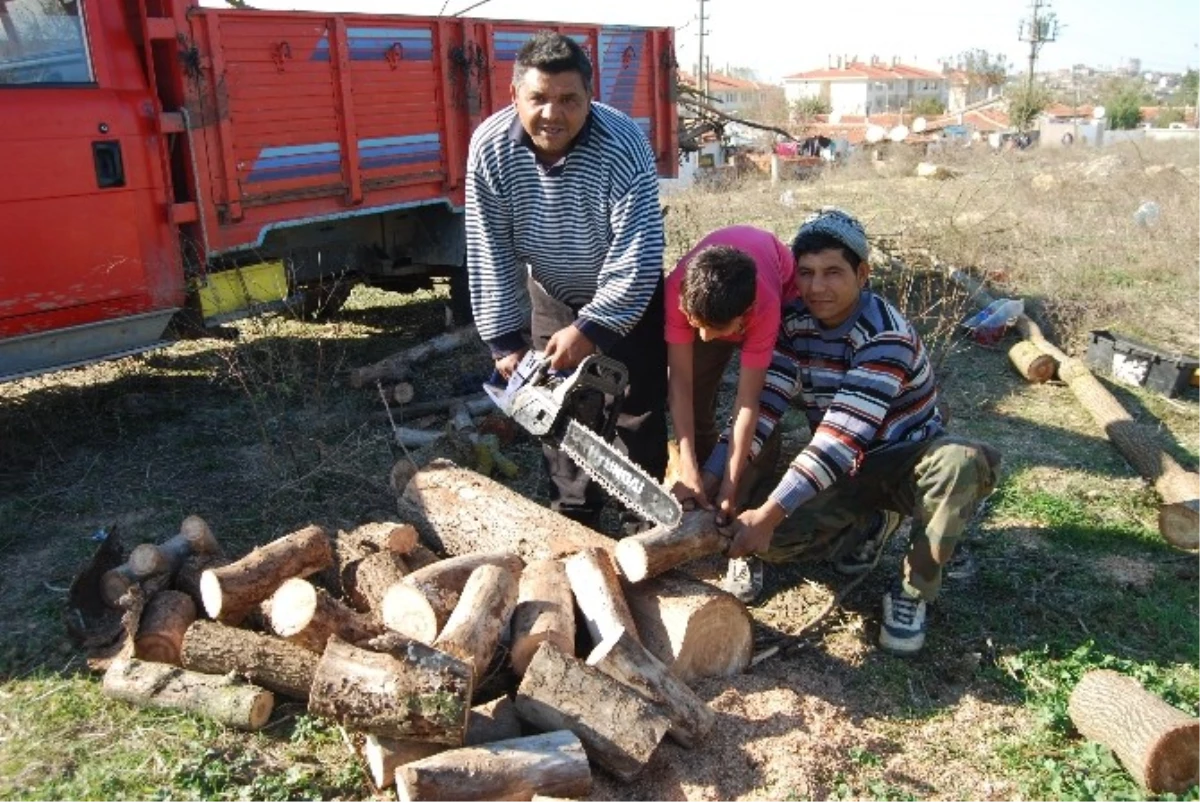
top-left (134, 590), bottom-right (197, 665)
top-left (432, 564), bottom-right (520, 683)
top-left (395, 731), bottom-right (591, 802)
top-left (382, 552), bottom-right (523, 644)
top-left (309, 636), bottom-right (473, 743)
top-left (200, 524), bottom-right (333, 623)
top-left (1068, 669), bottom-right (1199, 794)
top-left (1007, 340), bottom-right (1057, 383)
top-left (514, 643), bottom-right (670, 782)
top-left (103, 657), bottom-right (274, 730)
top-left (586, 627), bottom-right (715, 748)
top-left (511, 559), bottom-right (576, 677)
top-left (180, 620), bottom-right (319, 700)
top-left (564, 548), bottom-right (640, 651)
top-left (345, 550), bottom-right (410, 615)
top-left (267, 577), bottom-right (384, 652)
top-left (615, 510), bottom-right (729, 583)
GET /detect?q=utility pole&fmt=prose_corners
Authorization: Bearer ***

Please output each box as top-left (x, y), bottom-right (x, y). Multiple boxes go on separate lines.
top-left (1018, 0), bottom-right (1059, 94)
top-left (697, 0), bottom-right (709, 96)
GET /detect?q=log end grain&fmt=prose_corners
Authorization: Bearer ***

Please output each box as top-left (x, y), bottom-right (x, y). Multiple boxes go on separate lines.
top-left (199, 569), bottom-right (224, 619)
top-left (1159, 501), bottom-right (1200, 552)
top-left (1145, 721), bottom-right (1200, 794)
top-left (381, 583), bottom-right (441, 644)
top-left (614, 539), bottom-right (650, 584)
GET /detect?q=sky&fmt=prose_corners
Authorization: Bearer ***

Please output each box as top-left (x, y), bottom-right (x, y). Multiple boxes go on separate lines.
top-left (198, 0), bottom-right (1199, 82)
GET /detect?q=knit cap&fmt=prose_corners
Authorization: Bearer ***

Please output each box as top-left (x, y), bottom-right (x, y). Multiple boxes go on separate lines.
top-left (793, 207), bottom-right (870, 263)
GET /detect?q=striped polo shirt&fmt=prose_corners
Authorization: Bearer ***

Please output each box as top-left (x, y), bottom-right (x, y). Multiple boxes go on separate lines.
top-left (465, 102), bottom-right (665, 357)
top-left (704, 290), bottom-right (943, 514)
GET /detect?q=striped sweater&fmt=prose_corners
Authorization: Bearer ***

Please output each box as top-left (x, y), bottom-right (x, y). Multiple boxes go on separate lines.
top-left (465, 103), bottom-right (665, 356)
top-left (704, 291), bottom-right (943, 514)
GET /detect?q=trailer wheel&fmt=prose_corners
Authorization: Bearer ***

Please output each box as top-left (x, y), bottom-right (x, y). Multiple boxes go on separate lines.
top-left (447, 266), bottom-right (473, 326)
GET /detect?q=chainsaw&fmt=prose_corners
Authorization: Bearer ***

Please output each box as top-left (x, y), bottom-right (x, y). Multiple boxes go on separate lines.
top-left (484, 351), bottom-right (682, 529)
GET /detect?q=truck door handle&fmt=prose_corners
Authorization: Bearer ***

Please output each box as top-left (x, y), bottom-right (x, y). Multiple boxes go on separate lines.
top-left (93, 140), bottom-right (125, 188)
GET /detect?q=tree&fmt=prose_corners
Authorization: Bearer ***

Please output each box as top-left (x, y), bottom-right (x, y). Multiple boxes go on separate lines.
top-left (790, 97), bottom-right (831, 122)
top-left (1007, 84), bottom-right (1051, 130)
top-left (1100, 78), bottom-right (1148, 130)
top-left (1152, 108), bottom-right (1186, 128)
top-left (910, 97), bottom-right (946, 116)
top-left (1169, 69), bottom-right (1198, 107)
top-left (952, 48), bottom-right (1010, 92)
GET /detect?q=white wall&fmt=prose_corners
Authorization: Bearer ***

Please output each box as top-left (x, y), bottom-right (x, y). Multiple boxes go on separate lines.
top-left (830, 82), bottom-right (868, 115)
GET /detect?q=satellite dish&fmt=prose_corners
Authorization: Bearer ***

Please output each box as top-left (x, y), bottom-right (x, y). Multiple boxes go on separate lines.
top-left (912, 116), bottom-right (928, 133)
top-left (829, 111), bottom-right (842, 124)
top-left (1093, 105), bottom-right (1107, 120)
top-left (865, 125), bottom-right (886, 143)
top-left (888, 125), bottom-right (910, 142)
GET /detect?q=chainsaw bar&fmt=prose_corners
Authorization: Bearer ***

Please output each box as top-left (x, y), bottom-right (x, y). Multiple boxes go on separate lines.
top-left (560, 419), bottom-right (682, 529)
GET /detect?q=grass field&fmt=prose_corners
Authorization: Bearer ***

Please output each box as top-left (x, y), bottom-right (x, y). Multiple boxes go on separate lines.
top-left (0, 139), bottom-right (1196, 801)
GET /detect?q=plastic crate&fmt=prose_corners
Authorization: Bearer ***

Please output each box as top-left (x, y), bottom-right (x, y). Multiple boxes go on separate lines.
top-left (1084, 330), bottom-right (1198, 398)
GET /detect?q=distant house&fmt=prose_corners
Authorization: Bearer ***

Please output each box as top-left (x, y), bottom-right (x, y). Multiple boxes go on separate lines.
top-left (677, 70), bottom-right (785, 119)
top-left (945, 70), bottom-right (1002, 113)
top-left (782, 56), bottom-right (947, 117)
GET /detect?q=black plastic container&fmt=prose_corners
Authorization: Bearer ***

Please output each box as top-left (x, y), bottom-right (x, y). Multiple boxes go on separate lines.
top-left (1084, 330), bottom-right (1198, 398)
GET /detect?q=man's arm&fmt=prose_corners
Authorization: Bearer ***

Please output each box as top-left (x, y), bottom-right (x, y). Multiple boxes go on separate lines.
top-left (465, 152), bottom-right (526, 359)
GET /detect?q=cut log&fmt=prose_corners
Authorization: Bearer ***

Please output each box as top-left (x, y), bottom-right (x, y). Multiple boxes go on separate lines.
top-left (134, 590), bottom-right (197, 665)
top-left (615, 510), bottom-right (729, 583)
top-left (586, 627), bottom-right (715, 748)
top-left (101, 517), bottom-right (222, 607)
top-left (1007, 340), bottom-right (1057, 383)
top-left (564, 548), bottom-right (640, 650)
top-left (391, 393), bottom-right (494, 419)
top-left (200, 524), bottom-right (333, 623)
top-left (175, 553), bottom-right (230, 608)
top-left (467, 695), bottom-right (522, 745)
top-left (405, 543), bottom-right (442, 572)
top-left (308, 635), bottom-right (473, 743)
top-left (103, 657), bottom-right (273, 730)
top-left (350, 326), bottom-right (480, 388)
top-left (400, 460), bottom-right (618, 561)
top-left (392, 382), bottom-right (416, 405)
top-left (395, 731), bottom-right (592, 802)
top-left (100, 546), bottom-right (169, 609)
top-left (624, 571), bottom-right (753, 686)
top-left (397, 427), bottom-right (447, 449)
top-left (432, 564), bottom-right (520, 683)
top-left (345, 550), bottom-right (410, 615)
top-left (267, 577), bottom-right (384, 652)
top-left (1068, 669), bottom-right (1199, 794)
top-left (510, 559), bottom-right (576, 677)
top-left (180, 619), bottom-right (319, 700)
top-left (322, 522), bottom-right (419, 597)
top-left (382, 552), bottom-right (523, 644)
top-left (514, 643), bottom-right (670, 782)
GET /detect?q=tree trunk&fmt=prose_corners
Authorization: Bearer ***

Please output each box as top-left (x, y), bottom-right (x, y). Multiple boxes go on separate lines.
top-left (345, 550), bottom-right (410, 615)
top-left (514, 643), bottom-right (670, 782)
top-left (350, 326), bottom-right (480, 388)
top-left (180, 619), bottom-right (319, 700)
top-left (395, 731), bottom-right (591, 802)
top-left (103, 657), bottom-right (274, 730)
top-left (382, 552), bottom-right (523, 644)
top-left (432, 564), bottom-right (520, 684)
top-left (624, 571), bottom-right (753, 686)
top-left (564, 547), bottom-right (640, 651)
top-left (400, 460), bottom-right (617, 561)
top-left (1068, 669), bottom-right (1199, 794)
top-left (586, 627), bottom-right (715, 748)
top-left (1007, 340), bottom-right (1057, 383)
top-left (267, 577), bottom-right (384, 652)
top-left (614, 510), bottom-right (729, 583)
top-left (510, 559), bottom-right (576, 677)
top-left (134, 590), bottom-right (197, 665)
top-left (467, 695), bottom-right (523, 745)
top-left (175, 553), bottom-right (230, 609)
top-left (309, 635), bottom-right (473, 743)
top-left (200, 524), bottom-right (333, 623)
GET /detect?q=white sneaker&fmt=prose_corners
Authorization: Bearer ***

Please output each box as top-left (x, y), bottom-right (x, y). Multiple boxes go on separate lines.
top-left (723, 557), bottom-right (764, 604)
top-left (879, 582), bottom-right (927, 655)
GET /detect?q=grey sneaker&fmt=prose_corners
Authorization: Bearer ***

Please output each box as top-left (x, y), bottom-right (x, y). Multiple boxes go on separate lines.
top-left (879, 582), bottom-right (927, 655)
top-left (723, 556), bottom-right (764, 604)
top-left (833, 510), bottom-right (904, 576)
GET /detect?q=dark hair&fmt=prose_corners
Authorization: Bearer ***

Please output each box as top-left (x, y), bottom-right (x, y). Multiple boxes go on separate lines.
top-left (791, 231), bottom-right (863, 270)
top-left (679, 245), bottom-right (757, 325)
top-left (512, 31), bottom-right (593, 95)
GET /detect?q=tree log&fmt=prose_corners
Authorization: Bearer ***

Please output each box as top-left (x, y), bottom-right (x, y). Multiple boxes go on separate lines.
top-left (267, 577), bottom-right (384, 652)
top-left (396, 428), bottom-right (447, 449)
top-left (511, 559), bottom-right (576, 677)
top-left (1007, 340), bottom-right (1057, 383)
top-left (350, 326), bottom-right (480, 388)
top-left (514, 643), bottom-right (670, 782)
top-left (400, 460), bottom-right (617, 561)
top-left (382, 552), bottom-right (523, 644)
top-left (405, 543), bottom-right (442, 572)
top-left (345, 550), bottom-right (410, 615)
top-left (200, 524), bottom-right (333, 623)
top-left (309, 636), bottom-right (473, 743)
top-left (432, 564), bottom-right (520, 683)
top-left (1068, 669), bottom-right (1199, 794)
top-left (564, 548), bottom-right (640, 651)
top-left (322, 522), bottom-right (418, 597)
top-left (103, 657), bottom-right (273, 730)
top-left (175, 553), bottom-right (230, 608)
top-left (586, 627), bottom-right (715, 748)
top-left (134, 590), bottom-right (197, 665)
top-left (180, 619), bottom-right (319, 700)
top-left (624, 571), bottom-right (753, 686)
top-left (614, 510), bottom-right (729, 583)
top-left (467, 695), bottom-right (523, 745)
top-left (395, 731), bottom-right (591, 802)
top-left (101, 517), bottom-right (222, 607)
top-left (392, 382), bottom-right (416, 405)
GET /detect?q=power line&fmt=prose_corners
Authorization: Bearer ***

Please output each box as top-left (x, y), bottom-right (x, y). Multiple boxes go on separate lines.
top-left (1018, 0), bottom-right (1060, 93)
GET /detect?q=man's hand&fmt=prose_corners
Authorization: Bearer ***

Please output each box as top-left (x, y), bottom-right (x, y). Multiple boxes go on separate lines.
top-left (726, 501), bottom-right (787, 559)
top-left (543, 325), bottom-right (595, 372)
top-left (670, 470), bottom-right (713, 511)
top-left (494, 349), bottom-right (527, 380)
top-left (714, 476), bottom-right (739, 525)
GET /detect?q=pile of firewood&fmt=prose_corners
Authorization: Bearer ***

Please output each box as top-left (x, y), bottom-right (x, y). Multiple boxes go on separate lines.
top-left (73, 459), bottom-right (752, 801)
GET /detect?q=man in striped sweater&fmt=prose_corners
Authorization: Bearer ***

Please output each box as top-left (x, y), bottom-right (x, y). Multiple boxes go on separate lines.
top-left (465, 31), bottom-right (667, 531)
top-left (713, 208), bottom-right (1000, 654)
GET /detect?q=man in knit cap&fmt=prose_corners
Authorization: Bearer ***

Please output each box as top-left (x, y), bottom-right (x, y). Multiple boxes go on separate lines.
top-left (711, 207), bottom-right (1001, 655)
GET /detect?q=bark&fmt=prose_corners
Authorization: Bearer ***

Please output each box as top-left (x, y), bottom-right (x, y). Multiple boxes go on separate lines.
top-left (350, 326), bottom-right (480, 388)
top-left (510, 559), bottom-right (576, 677)
top-left (103, 657), bottom-right (274, 730)
top-left (1007, 340), bottom-right (1057, 383)
top-left (267, 577), bottom-right (384, 652)
top-left (1068, 669), bottom-right (1199, 794)
top-left (134, 590), bottom-right (197, 665)
top-left (564, 548), bottom-right (640, 651)
top-left (175, 553), bottom-right (230, 609)
top-left (322, 522), bottom-right (418, 598)
top-left (345, 550), bottom-right (410, 615)
top-left (102, 518), bottom-right (222, 607)
top-left (432, 564), bottom-right (520, 683)
top-left (614, 510), bottom-right (730, 583)
top-left (382, 552), bottom-right (523, 644)
top-left (180, 619), bottom-right (319, 700)
top-left (200, 524), bottom-right (333, 623)
top-left (467, 695), bottom-right (523, 745)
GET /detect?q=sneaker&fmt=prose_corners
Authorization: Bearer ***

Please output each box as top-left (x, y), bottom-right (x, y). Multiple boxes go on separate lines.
top-left (833, 510), bottom-right (904, 576)
top-left (723, 556), bottom-right (764, 604)
top-left (879, 582), bottom-right (927, 655)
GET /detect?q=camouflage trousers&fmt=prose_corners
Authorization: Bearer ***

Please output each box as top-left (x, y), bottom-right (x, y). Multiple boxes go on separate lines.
top-left (742, 433), bottom-right (1001, 601)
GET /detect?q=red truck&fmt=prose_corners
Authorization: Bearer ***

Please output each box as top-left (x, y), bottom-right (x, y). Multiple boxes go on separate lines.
top-left (0, 0), bottom-right (677, 380)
